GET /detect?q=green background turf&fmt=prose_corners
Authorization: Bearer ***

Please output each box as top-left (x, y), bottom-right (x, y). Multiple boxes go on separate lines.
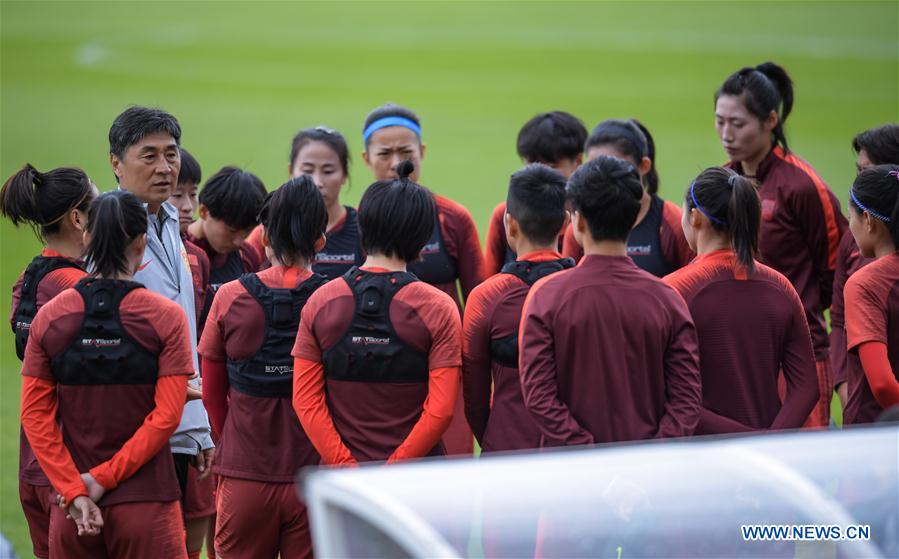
top-left (1, 1), bottom-right (897, 555)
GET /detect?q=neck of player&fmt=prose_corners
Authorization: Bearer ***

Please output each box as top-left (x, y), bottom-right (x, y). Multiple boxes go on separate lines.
top-left (326, 202), bottom-right (347, 233)
top-left (695, 229), bottom-right (731, 256)
top-left (581, 236), bottom-right (628, 257)
top-left (741, 140), bottom-right (772, 178)
top-left (45, 231), bottom-right (85, 261)
top-left (363, 253), bottom-right (407, 272)
top-left (514, 238), bottom-right (559, 258)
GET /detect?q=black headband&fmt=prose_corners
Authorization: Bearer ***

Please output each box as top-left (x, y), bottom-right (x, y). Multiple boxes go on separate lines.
top-left (592, 120), bottom-right (648, 161)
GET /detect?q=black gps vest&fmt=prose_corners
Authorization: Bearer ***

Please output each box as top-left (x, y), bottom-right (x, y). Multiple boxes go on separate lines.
top-left (313, 206), bottom-right (365, 279)
top-left (226, 272), bottom-right (328, 398)
top-left (407, 215), bottom-right (458, 287)
top-left (13, 256), bottom-right (83, 361)
top-left (51, 278), bottom-right (158, 386)
top-left (322, 267), bottom-right (430, 383)
top-left (489, 258), bottom-right (576, 369)
top-left (627, 195), bottom-right (672, 278)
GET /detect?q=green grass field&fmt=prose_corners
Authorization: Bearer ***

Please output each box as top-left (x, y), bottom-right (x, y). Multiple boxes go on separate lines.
top-left (1, 1), bottom-right (897, 555)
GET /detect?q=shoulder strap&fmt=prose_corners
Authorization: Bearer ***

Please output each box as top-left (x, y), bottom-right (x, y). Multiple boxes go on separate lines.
top-left (500, 257), bottom-right (576, 286)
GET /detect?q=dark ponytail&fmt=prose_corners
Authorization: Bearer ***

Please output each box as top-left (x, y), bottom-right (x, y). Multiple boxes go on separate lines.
top-left (258, 175), bottom-right (328, 265)
top-left (716, 61), bottom-right (794, 154)
top-left (358, 160), bottom-right (436, 262)
top-left (850, 164), bottom-right (899, 248)
top-left (86, 190), bottom-right (148, 278)
top-left (584, 118), bottom-right (659, 195)
top-left (0, 164), bottom-right (95, 240)
top-left (631, 119), bottom-right (659, 196)
top-left (687, 167), bottom-right (761, 271)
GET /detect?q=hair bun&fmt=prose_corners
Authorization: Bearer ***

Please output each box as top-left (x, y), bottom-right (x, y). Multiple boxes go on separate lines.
top-left (396, 160), bottom-right (415, 180)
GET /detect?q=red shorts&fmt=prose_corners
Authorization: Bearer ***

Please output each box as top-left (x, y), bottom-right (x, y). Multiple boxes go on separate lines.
top-left (778, 359), bottom-right (832, 428)
top-left (19, 480), bottom-right (53, 559)
top-left (49, 500), bottom-right (186, 559)
top-left (215, 477), bottom-right (311, 559)
top-left (184, 465), bottom-right (216, 519)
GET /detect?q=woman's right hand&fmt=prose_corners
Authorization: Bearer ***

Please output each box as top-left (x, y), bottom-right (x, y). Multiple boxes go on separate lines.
top-left (68, 496), bottom-right (103, 536)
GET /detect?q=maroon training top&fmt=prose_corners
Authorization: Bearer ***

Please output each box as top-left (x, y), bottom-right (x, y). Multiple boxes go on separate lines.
top-left (182, 237), bottom-right (211, 326)
top-left (22, 285), bottom-right (193, 506)
top-left (462, 250), bottom-right (566, 452)
top-left (11, 250), bottom-right (86, 486)
top-left (830, 230), bottom-right (874, 387)
top-left (664, 250), bottom-right (819, 433)
top-left (844, 252), bottom-right (899, 424)
top-left (727, 147), bottom-right (847, 361)
top-left (519, 254), bottom-right (701, 445)
top-left (198, 266), bottom-right (321, 482)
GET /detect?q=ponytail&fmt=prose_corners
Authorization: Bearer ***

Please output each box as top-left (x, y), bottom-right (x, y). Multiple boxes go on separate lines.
top-left (631, 119), bottom-right (659, 196)
top-left (716, 61), bottom-right (794, 154)
top-left (86, 191), bottom-right (148, 278)
top-left (687, 167), bottom-right (761, 272)
top-left (0, 164), bottom-right (95, 240)
top-left (726, 173), bottom-right (761, 271)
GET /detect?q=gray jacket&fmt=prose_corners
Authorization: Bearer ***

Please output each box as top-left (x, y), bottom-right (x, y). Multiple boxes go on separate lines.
top-left (133, 201), bottom-right (213, 454)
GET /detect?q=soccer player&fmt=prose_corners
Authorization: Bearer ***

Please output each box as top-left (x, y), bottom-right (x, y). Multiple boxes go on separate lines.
top-left (831, 125), bottom-right (899, 408)
top-left (561, 119), bottom-right (694, 276)
top-left (200, 176), bottom-right (328, 559)
top-left (843, 165), bottom-right (899, 423)
top-left (361, 103), bottom-right (482, 455)
top-left (21, 190), bottom-right (192, 558)
top-left (108, 106), bottom-right (214, 556)
top-left (484, 111), bottom-right (587, 275)
top-left (715, 62), bottom-right (846, 426)
top-left (462, 164), bottom-right (573, 451)
top-left (292, 160), bottom-right (461, 464)
top-left (2, 164), bottom-right (96, 559)
top-left (519, 156), bottom-right (701, 445)
top-left (247, 126), bottom-right (362, 279)
top-left (186, 166), bottom-right (266, 330)
top-left (663, 167), bottom-right (818, 433)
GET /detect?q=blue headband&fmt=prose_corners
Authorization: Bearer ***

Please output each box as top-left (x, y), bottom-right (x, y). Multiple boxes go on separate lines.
top-left (690, 181), bottom-right (727, 226)
top-left (850, 187), bottom-right (891, 223)
top-left (363, 116), bottom-right (421, 144)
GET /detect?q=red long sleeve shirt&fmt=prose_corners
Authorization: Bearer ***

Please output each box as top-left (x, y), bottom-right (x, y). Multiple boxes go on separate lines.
top-left (844, 252), bottom-right (899, 423)
top-left (727, 147), bottom-right (847, 361)
top-left (830, 230), bottom-right (873, 387)
top-left (519, 255), bottom-right (701, 445)
top-left (291, 268), bottom-right (462, 464)
top-left (664, 250), bottom-right (819, 434)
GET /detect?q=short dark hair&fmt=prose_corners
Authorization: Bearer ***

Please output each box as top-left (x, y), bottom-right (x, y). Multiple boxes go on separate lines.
top-left (259, 175), bottom-right (328, 265)
top-left (178, 148), bottom-right (202, 187)
top-left (289, 126), bottom-right (350, 176)
top-left (852, 124), bottom-right (899, 165)
top-left (362, 104), bottom-right (421, 148)
top-left (566, 156), bottom-right (642, 242)
top-left (686, 167), bottom-right (761, 271)
top-left (86, 190), bottom-right (148, 279)
top-left (0, 164), bottom-right (95, 241)
top-left (199, 166), bottom-right (267, 231)
top-left (108, 106), bottom-right (181, 159)
top-left (850, 164), bottom-right (899, 248)
top-left (716, 62), bottom-right (794, 153)
top-left (506, 164), bottom-right (568, 246)
top-left (358, 160), bottom-right (435, 262)
top-left (516, 111), bottom-right (587, 164)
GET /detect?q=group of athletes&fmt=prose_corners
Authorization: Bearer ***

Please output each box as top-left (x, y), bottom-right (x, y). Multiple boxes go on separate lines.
top-left (3, 60), bottom-right (898, 558)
